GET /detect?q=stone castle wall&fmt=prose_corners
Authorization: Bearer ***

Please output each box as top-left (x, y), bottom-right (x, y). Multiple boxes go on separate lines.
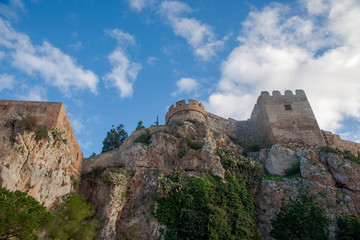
top-left (250, 90), bottom-right (325, 148)
top-left (0, 100), bottom-right (83, 173)
top-left (322, 130), bottom-right (360, 157)
top-left (165, 99), bottom-right (206, 125)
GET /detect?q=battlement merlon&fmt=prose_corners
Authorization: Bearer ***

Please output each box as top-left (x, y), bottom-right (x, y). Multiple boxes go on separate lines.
top-left (165, 99), bottom-right (206, 125)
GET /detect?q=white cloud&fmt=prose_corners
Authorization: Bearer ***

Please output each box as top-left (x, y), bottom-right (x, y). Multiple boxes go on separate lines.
top-left (147, 56), bottom-right (159, 65)
top-left (106, 28), bottom-right (136, 46)
top-left (127, 0), bottom-right (156, 11)
top-left (0, 74), bottom-right (14, 90)
top-left (103, 49), bottom-right (141, 98)
top-left (206, 0), bottom-right (360, 135)
top-left (69, 115), bottom-right (85, 135)
top-left (18, 85), bottom-right (47, 101)
top-left (160, 1), bottom-right (224, 60)
top-left (0, 51), bottom-right (5, 60)
top-left (172, 77), bottom-right (199, 97)
top-left (0, 17), bottom-right (99, 95)
top-left (68, 41), bottom-right (83, 51)
top-left (0, 0), bottom-right (24, 21)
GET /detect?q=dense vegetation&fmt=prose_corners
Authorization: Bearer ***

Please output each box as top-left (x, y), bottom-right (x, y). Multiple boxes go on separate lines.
top-left (0, 187), bottom-right (53, 240)
top-left (154, 147), bottom-right (264, 240)
top-left (134, 129), bottom-right (152, 146)
top-left (0, 187), bottom-right (98, 240)
top-left (319, 146), bottom-right (360, 164)
top-left (338, 215), bottom-right (360, 240)
top-left (271, 195), bottom-right (330, 240)
top-left (154, 171), bottom-right (262, 240)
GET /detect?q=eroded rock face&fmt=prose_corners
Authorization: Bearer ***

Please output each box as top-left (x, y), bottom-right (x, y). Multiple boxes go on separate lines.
top-left (255, 149), bottom-right (360, 240)
top-left (265, 145), bottom-right (298, 175)
top-left (0, 121), bottom-right (76, 209)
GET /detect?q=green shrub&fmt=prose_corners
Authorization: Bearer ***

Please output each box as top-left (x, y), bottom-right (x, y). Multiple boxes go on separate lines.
top-left (185, 138), bottom-right (204, 150)
top-left (35, 126), bottom-right (49, 141)
top-left (48, 193), bottom-right (99, 240)
top-left (20, 115), bottom-right (38, 131)
top-left (134, 129), bottom-right (152, 146)
top-left (185, 119), bottom-right (198, 124)
top-left (342, 150), bottom-right (360, 164)
top-left (70, 175), bottom-right (79, 190)
top-left (284, 161), bottom-right (301, 177)
top-left (178, 149), bottom-right (187, 158)
top-left (102, 168), bottom-right (127, 187)
top-left (271, 195), bottom-right (330, 240)
top-left (216, 147), bottom-right (263, 190)
top-left (154, 171), bottom-right (262, 240)
top-left (338, 215), bottom-right (360, 240)
top-left (175, 120), bottom-right (183, 126)
top-left (0, 187), bottom-right (54, 240)
top-left (319, 146), bottom-right (342, 154)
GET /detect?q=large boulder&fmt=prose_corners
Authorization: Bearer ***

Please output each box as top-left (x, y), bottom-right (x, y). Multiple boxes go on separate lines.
top-left (265, 145), bottom-right (298, 175)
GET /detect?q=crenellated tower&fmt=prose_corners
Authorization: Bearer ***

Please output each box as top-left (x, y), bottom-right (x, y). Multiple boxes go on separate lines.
top-left (165, 99), bottom-right (207, 125)
top-left (250, 90), bottom-right (325, 147)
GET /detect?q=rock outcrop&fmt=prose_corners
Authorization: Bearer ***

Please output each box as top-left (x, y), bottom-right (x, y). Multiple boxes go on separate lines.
top-left (0, 115), bottom-right (77, 209)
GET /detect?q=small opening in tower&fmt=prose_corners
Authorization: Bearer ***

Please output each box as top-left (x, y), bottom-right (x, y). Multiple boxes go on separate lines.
top-left (77, 153), bottom-right (79, 160)
top-left (3, 106), bottom-right (6, 110)
top-left (284, 104), bottom-right (292, 110)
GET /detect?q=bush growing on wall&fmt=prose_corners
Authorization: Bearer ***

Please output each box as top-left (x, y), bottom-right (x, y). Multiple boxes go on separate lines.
top-left (338, 215), bottom-right (360, 240)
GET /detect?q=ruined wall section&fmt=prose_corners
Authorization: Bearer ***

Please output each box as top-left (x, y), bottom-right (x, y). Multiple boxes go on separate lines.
top-left (0, 100), bottom-right (83, 173)
top-left (250, 90), bottom-right (325, 148)
top-left (206, 113), bottom-right (259, 145)
top-left (322, 130), bottom-right (360, 157)
top-left (165, 100), bottom-right (206, 126)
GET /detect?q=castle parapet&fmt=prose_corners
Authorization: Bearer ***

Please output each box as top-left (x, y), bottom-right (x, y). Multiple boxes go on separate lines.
top-left (165, 99), bottom-right (206, 125)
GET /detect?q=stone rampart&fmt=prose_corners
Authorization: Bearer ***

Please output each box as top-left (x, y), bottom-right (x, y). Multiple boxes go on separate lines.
top-left (165, 99), bottom-right (206, 125)
top-left (0, 100), bottom-right (83, 173)
top-left (322, 130), bottom-right (360, 157)
top-left (250, 90), bottom-right (325, 148)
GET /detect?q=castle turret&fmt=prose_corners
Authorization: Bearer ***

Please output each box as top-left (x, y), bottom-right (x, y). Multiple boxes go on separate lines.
top-left (165, 99), bottom-right (206, 125)
top-left (250, 90), bottom-right (325, 148)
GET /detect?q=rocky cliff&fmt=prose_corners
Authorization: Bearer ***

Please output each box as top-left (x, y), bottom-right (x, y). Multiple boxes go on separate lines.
top-left (79, 120), bottom-right (360, 239)
top-left (0, 114), bottom-right (78, 209)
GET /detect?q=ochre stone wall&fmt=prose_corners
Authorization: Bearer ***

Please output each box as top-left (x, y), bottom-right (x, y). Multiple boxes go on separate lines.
top-left (250, 90), bottom-right (326, 148)
top-left (322, 130), bottom-right (360, 157)
top-left (165, 99), bottom-right (206, 125)
top-left (0, 100), bottom-right (83, 173)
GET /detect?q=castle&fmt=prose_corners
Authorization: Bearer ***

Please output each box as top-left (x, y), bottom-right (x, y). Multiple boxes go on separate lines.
top-left (1, 90), bottom-right (360, 175)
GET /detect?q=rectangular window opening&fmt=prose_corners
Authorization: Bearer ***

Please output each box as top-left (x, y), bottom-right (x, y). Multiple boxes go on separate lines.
top-left (284, 104), bottom-right (292, 110)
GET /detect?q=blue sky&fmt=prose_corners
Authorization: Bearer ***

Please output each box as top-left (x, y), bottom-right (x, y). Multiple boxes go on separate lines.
top-left (1, 0), bottom-right (360, 157)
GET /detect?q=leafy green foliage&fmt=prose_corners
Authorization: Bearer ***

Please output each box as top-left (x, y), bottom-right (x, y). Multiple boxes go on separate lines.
top-left (319, 146), bottom-right (342, 154)
top-left (20, 115), bottom-right (38, 131)
top-left (271, 195), bottom-right (330, 240)
top-left (154, 171), bottom-right (262, 240)
top-left (0, 187), bottom-right (54, 240)
top-left (48, 193), bottom-right (99, 240)
top-left (338, 215), bottom-right (360, 240)
top-left (134, 129), bottom-right (152, 146)
top-left (35, 126), bottom-right (49, 141)
top-left (185, 138), bottom-right (204, 150)
top-left (70, 175), bottom-right (79, 190)
top-left (216, 147), bottom-right (263, 190)
top-left (102, 124), bottom-right (128, 153)
top-left (185, 118), bottom-right (198, 124)
top-left (102, 168), bottom-right (127, 187)
top-left (178, 149), bottom-right (187, 158)
top-left (342, 150), bottom-right (360, 164)
top-left (284, 161), bottom-right (301, 177)
top-left (135, 120), bottom-right (145, 131)
top-left (175, 120), bottom-right (183, 126)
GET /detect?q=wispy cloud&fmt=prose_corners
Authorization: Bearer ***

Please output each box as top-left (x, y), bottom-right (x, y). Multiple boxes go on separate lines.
top-left (127, 0), bottom-right (157, 11)
top-left (17, 85), bottom-right (47, 101)
top-left (159, 1), bottom-right (225, 61)
top-left (0, 0), bottom-right (24, 21)
top-left (171, 77), bottom-right (199, 97)
top-left (0, 74), bottom-right (14, 90)
top-left (103, 29), bottom-right (142, 98)
top-left (206, 0), bottom-right (360, 135)
top-left (0, 17), bottom-right (99, 96)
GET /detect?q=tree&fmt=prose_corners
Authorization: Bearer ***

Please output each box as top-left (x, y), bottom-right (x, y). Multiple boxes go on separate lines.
top-left (102, 124), bottom-right (128, 153)
top-left (0, 187), bottom-right (53, 240)
top-left (48, 193), bottom-right (99, 240)
top-left (135, 121), bottom-right (145, 131)
top-left (271, 195), bottom-right (330, 240)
